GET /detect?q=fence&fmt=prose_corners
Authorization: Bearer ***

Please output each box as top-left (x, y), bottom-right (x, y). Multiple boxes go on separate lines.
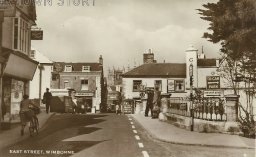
top-left (166, 98), bottom-right (227, 121)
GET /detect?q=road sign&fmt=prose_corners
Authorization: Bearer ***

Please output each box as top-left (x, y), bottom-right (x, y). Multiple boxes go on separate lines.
top-left (207, 76), bottom-right (220, 89)
top-left (203, 90), bottom-right (223, 97)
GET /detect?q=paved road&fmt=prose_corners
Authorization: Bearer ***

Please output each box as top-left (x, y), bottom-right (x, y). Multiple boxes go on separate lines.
top-left (0, 113), bottom-right (255, 157)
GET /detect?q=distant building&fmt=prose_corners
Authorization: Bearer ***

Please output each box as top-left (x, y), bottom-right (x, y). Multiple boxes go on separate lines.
top-left (50, 56), bottom-right (104, 111)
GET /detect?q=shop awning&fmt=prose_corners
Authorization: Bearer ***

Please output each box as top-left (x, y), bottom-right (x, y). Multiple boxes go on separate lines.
top-left (3, 50), bottom-right (38, 80)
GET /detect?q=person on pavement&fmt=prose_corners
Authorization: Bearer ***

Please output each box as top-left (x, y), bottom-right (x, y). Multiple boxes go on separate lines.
top-left (19, 94), bottom-right (38, 136)
top-left (145, 89), bottom-right (154, 117)
top-left (70, 89), bottom-right (78, 113)
top-left (152, 86), bottom-right (161, 118)
top-left (43, 88), bottom-right (52, 114)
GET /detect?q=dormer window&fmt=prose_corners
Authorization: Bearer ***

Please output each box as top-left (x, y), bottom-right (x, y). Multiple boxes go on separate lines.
top-left (82, 66), bottom-right (90, 72)
top-left (65, 65), bottom-right (72, 72)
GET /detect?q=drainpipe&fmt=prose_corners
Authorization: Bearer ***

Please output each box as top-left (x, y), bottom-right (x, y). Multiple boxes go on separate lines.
top-left (0, 11), bottom-right (4, 123)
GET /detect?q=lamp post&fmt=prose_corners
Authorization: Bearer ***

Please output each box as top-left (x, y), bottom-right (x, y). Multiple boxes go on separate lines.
top-left (189, 64), bottom-right (194, 131)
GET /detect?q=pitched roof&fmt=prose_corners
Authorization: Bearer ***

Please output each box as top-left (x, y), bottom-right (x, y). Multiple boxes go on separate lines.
top-left (122, 63), bottom-right (186, 78)
top-left (197, 59), bottom-right (217, 67)
top-left (53, 62), bottom-right (102, 72)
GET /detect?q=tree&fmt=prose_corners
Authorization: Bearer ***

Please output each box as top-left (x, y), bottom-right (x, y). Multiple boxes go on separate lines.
top-left (198, 0), bottom-right (256, 138)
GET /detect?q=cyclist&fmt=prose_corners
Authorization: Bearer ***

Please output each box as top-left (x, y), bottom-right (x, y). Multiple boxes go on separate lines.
top-left (19, 94), bottom-right (38, 136)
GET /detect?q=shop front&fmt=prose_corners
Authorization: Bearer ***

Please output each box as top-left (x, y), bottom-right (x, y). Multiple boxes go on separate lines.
top-left (76, 91), bottom-right (94, 112)
top-left (1, 51), bottom-right (38, 124)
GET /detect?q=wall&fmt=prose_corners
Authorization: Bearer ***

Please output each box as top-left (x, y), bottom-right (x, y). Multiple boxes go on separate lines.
top-left (122, 77), bottom-right (188, 99)
top-left (29, 65), bottom-right (52, 99)
top-left (2, 17), bottom-right (13, 49)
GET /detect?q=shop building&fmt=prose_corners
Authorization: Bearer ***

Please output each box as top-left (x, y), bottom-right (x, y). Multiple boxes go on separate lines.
top-left (0, 3), bottom-right (39, 123)
top-left (50, 56), bottom-right (104, 111)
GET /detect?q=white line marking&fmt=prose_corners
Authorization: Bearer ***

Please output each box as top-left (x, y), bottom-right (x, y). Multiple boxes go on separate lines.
top-left (133, 130), bottom-right (138, 134)
top-left (138, 143), bottom-right (144, 148)
top-left (130, 122), bottom-right (134, 124)
top-left (129, 118), bottom-right (132, 121)
top-left (132, 125), bottom-right (135, 129)
top-left (142, 151), bottom-right (149, 157)
top-left (135, 135), bottom-right (140, 140)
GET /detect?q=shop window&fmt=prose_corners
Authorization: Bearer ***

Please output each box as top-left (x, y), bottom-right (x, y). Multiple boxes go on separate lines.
top-left (81, 79), bottom-right (89, 90)
top-left (65, 65), bottom-right (72, 72)
top-left (133, 80), bottom-right (142, 92)
top-left (154, 80), bottom-right (162, 91)
top-left (168, 79), bottom-right (185, 92)
top-left (82, 66), bottom-right (90, 72)
top-left (175, 80), bottom-right (185, 92)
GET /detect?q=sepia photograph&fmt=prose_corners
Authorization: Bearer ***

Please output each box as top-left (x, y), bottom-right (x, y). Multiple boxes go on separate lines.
top-left (0, 0), bottom-right (255, 157)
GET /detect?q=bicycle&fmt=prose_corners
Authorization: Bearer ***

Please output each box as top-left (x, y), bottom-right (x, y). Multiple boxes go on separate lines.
top-left (28, 106), bottom-right (40, 137)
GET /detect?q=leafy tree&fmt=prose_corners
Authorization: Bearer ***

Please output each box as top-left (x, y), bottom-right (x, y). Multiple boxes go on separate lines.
top-left (198, 0), bottom-right (256, 138)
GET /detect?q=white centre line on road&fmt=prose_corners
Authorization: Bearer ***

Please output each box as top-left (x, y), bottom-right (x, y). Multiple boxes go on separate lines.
top-left (130, 122), bottom-right (134, 124)
top-left (133, 130), bottom-right (138, 134)
top-left (132, 125), bottom-right (135, 129)
top-left (138, 143), bottom-right (144, 148)
top-left (135, 135), bottom-right (140, 140)
top-left (129, 118), bottom-right (132, 121)
top-left (142, 151), bottom-right (149, 157)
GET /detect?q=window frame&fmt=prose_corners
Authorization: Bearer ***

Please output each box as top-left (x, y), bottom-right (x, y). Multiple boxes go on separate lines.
top-left (64, 65), bottom-right (72, 72)
top-left (133, 80), bottom-right (142, 92)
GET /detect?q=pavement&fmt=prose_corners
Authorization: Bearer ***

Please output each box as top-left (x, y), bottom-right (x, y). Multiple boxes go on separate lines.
top-left (130, 114), bottom-right (256, 149)
top-left (0, 109), bottom-right (54, 149)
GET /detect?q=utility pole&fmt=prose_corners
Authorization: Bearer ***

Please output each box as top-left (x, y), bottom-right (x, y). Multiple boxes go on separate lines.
top-left (0, 11), bottom-right (4, 123)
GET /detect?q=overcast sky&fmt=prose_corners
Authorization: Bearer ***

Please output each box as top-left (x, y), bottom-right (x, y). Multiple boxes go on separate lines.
top-left (32, 0), bottom-right (220, 70)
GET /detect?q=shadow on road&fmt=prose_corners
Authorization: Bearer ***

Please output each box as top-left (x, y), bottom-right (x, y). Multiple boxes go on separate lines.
top-left (1, 114), bottom-right (109, 157)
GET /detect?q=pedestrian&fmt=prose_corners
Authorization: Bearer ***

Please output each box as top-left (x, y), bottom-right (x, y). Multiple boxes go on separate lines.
top-left (70, 89), bottom-right (78, 114)
top-left (145, 90), bottom-right (154, 117)
top-left (43, 88), bottom-right (52, 114)
top-left (115, 104), bottom-right (120, 115)
top-left (152, 86), bottom-right (161, 118)
top-left (19, 94), bottom-right (37, 136)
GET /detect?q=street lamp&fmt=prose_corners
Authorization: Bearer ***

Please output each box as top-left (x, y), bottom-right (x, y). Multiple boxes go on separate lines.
top-left (189, 64), bottom-right (194, 131)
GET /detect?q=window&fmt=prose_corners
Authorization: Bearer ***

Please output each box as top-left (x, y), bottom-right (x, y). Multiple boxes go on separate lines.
top-left (168, 79), bottom-right (185, 92)
top-left (52, 73), bottom-right (58, 81)
top-left (65, 65), bottom-right (72, 72)
top-left (13, 17), bottom-right (30, 55)
top-left (155, 80), bottom-right (162, 91)
top-left (175, 80), bottom-right (185, 92)
top-left (81, 79), bottom-right (89, 90)
top-left (133, 80), bottom-right (142, 92)
top-left (82, 66), bottom-right (90, 72)
top-left (30, 50), bottom-right (35, 58)
top-left (64, 81), bottom-right (70, 89)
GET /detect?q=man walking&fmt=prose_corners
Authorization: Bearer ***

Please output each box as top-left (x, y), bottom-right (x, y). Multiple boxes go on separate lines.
top-left (43, 88), bottom-right (52, 114)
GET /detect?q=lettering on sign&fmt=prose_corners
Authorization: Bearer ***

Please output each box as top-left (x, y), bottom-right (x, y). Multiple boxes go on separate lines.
top-left (206, 76), bottom-right (220, 89)
top-left (204, 90), bottom-right (223, 97)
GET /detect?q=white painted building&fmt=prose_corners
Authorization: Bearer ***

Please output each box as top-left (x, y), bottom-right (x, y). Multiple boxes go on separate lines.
top-left (29, 49), bottom-right (53, 103)
top-left (122, 45), bottom-right (256, 119)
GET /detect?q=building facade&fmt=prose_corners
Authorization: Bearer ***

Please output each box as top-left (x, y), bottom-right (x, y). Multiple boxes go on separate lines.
top-left (0, 3), bottom-right (39, 123)
top-left (50, 56), bottom-right (104, 111)
top-left (29, 49), bottom-right (53, 105)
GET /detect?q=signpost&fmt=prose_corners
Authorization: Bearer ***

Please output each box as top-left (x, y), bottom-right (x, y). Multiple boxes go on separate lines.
top-left (31, 30), bottom-right (43, 40)
top-left (189, 64), bottom-right (194, 131)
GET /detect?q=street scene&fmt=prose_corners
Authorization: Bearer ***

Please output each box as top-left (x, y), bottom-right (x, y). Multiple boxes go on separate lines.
top-left (0, 0), bottom-right (255, 157)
